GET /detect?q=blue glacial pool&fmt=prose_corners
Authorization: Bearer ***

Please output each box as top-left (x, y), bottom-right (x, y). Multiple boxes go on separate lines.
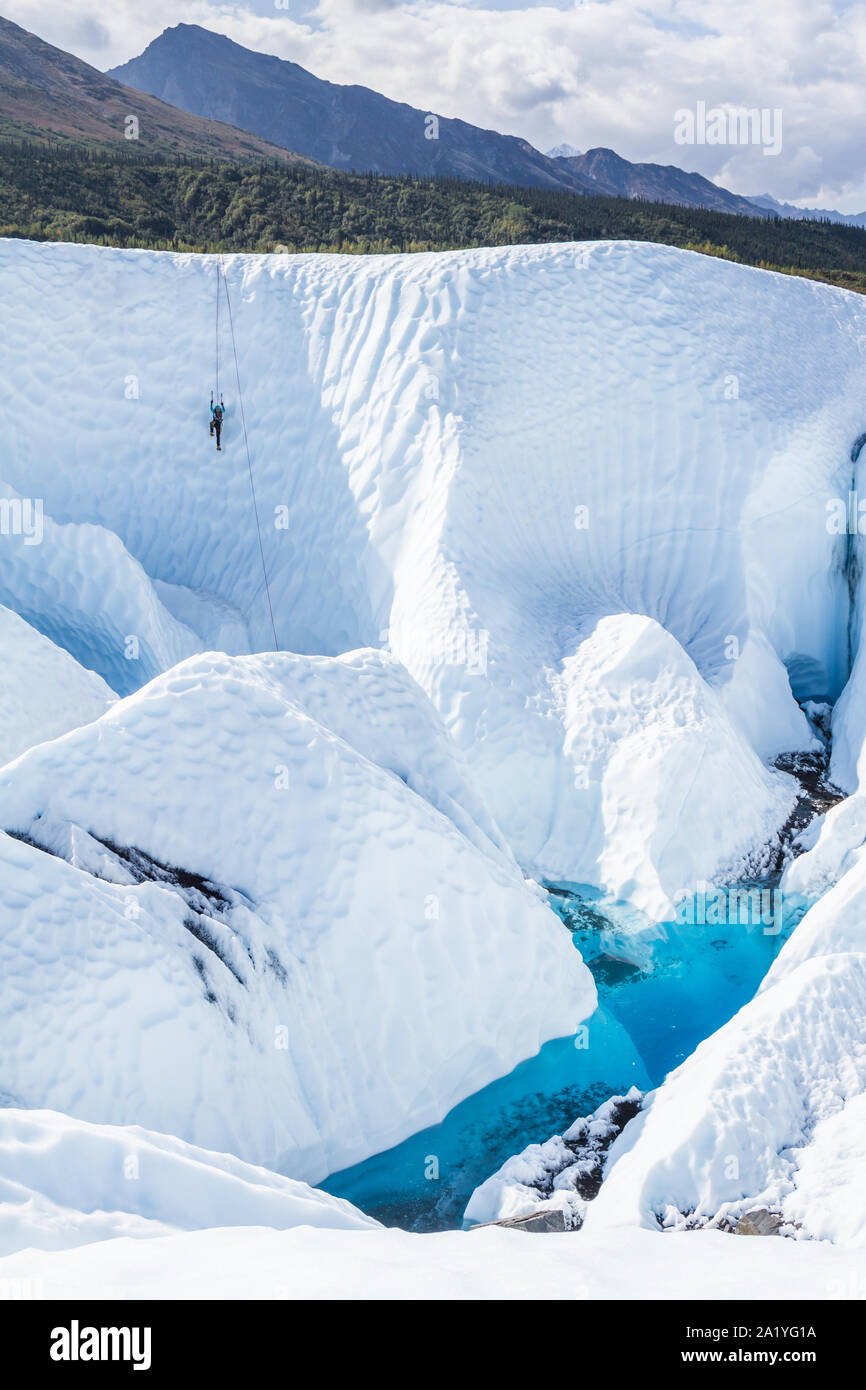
top-left (320, 882), bottom-right (810, 1231)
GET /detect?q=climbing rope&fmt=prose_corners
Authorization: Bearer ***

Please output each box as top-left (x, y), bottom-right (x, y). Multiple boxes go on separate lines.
top-left (216, 255), bottom-right (280, 653)
top-left (214, 265), bottom-right (221, 402)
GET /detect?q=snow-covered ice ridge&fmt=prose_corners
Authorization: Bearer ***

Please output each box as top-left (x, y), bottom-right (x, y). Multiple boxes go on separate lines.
top-left (0, 1108), bottom-right (378, 1257)
top-left (0, 647), bottom-right (591, 1180)
top-left (3, 236), bottom-right (866, 1293)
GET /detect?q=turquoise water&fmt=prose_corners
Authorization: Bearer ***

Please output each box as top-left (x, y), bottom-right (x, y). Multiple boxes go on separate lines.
top-left (321, 883), bottom-right (808, 1231)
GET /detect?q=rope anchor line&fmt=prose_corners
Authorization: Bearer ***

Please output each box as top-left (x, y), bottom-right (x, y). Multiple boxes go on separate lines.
top-left (214, 263), bottom-right (221, 402)
top-left (216, 254), bottom-right (280, 654)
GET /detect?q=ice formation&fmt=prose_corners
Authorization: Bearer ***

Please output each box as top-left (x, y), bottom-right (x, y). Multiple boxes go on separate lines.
top-left (0, 649), bottom-right (591, 1181)
top-left (4, 233), bottom-right (866, 1292)
top-left (0, 1108), bottom-right (378, 1257)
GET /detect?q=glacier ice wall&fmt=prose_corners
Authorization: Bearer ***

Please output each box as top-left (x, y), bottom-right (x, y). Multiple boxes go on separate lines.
top-left (3, 237), bottom-right (865, 909)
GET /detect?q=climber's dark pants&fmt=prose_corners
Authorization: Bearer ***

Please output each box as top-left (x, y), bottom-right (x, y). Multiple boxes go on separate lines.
top-left (213, 421), bottom-right (222, 447)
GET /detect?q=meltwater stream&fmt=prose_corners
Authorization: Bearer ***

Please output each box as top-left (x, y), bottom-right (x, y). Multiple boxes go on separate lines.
top-left (322, 882), bottom-right (810, 1231)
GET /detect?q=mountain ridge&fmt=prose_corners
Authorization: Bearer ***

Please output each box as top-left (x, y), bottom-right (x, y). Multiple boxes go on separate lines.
top-left (106, 24), bottom-right (599, 193)
top-left (0, 14), bottom-right (313, 164)
top-left (108, 23), bottom-right (866, 227)
top-left (750, 191), bottom-right (866, 230)
top-left (550, 145), bottom-right (761, 217)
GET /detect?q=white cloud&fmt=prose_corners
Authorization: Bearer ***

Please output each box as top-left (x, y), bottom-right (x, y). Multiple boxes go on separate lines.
top-left (6, 0), bottom-right (866, 211)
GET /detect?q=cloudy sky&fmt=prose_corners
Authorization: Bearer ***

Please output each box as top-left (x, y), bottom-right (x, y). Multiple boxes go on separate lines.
top-left (8, 0), bottom-right (866, 211)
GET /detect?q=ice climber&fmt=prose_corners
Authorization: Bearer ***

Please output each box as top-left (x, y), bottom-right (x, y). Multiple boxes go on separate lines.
top-left (210, 396), bottom-right (226, 450)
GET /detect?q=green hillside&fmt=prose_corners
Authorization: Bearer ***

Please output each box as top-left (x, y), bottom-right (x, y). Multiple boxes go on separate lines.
top-left (2, 139), bottom-right (865, 293)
